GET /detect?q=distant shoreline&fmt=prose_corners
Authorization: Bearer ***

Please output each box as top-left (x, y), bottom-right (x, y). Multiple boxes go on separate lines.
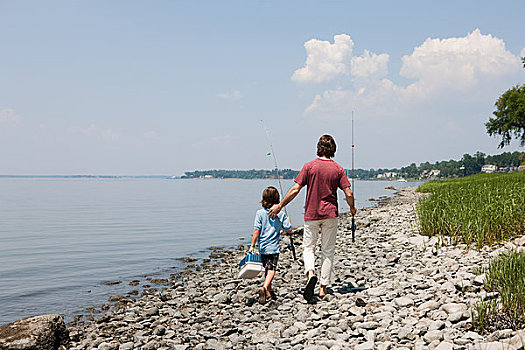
top-left (0, 175), bottom-right (423, 182)
top-left (0, 175), bottom-right (173, 179)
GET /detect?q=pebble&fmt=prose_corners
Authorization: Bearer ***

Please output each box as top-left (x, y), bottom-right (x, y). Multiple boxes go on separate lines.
top-left (66, 188), bottom-right (522, 349)
top-left (394, 297), bottom-right (414, 308)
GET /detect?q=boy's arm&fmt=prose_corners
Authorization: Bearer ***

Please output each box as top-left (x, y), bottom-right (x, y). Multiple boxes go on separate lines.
top-left (283, 215), bottom-right (293, 233)
top-left (248, 228), bottom-right (260, 253)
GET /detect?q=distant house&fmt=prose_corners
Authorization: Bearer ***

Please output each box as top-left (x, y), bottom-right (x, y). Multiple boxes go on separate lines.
top-left (429, 169), bottom-right (440, 177)
top-left (419, 169), bottom-right (440, 179)
top-left (203, 174), bottom-right (213, 179)
top-left (500, 166), bottom-right (518, 172)
top-left (518, 165), bottom-right (525, 172)
top-left (377, 172), bottom-right (397, 179)
top-left (481, 164), bottom-right (497, 173)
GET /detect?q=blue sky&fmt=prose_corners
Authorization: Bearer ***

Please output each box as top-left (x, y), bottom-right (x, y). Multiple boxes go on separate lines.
top-left (1, 1), bottom-right (524, 175)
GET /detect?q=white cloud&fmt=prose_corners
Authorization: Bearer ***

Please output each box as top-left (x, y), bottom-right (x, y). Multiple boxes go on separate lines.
top-left (217, 90), bottom-right (242, 100)
top-left (400, 29), bottom-right (520, 98)
top-left (305, 78), bottom-right (400, 117)
top-left (301, 29), bottom-right (524, 117)
top-left (0, 108), bottom-right (22, 125)
top-left (351, 50), bottom-right (389, 79)
top-left (292, 34), bottom-right (354, 83)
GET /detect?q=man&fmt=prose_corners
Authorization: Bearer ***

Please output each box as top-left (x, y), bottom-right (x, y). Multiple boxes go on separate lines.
top-left (269, 135), bottom-right (357, 302)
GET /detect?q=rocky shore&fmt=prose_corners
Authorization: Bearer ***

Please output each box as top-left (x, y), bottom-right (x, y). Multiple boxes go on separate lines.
top-left (3, 187), bottom-right (524, 349)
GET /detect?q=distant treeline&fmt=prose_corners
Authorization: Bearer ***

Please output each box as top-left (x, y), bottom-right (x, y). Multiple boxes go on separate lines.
top-left (181, 169), bottom-right (299, 179)
top-left (182, 151), bottom-right (525, 180)
top-left (396, 151), bottom-right (524, 179)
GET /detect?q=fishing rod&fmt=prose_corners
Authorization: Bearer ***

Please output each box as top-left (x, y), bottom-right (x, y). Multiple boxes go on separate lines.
top-left (351, 111), bottom-right (357, 243)
top-left (260, 120), bottom-right (297, 260)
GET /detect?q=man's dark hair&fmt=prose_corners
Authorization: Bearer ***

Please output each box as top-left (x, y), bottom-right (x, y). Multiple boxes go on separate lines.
top-left (261, 186), bottom-right (280, 209)
top-left (317, 134), bottom-right (336, 158)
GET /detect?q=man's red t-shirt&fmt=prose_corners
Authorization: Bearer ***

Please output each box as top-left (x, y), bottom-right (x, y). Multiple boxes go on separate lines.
top-left (295, 158), bottom-right (351, 221)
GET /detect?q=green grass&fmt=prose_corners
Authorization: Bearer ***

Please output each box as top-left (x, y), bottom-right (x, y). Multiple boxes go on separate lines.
top-left (416, 171), bottom-right (525, 333)
top-left (473, 251), bottom-right (525, 333)
top-left (416, 171), bottom-right (525, 247)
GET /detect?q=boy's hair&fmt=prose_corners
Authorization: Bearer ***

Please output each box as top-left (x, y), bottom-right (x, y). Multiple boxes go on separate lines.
top-left (261, 186), bottom-right (280, 209)
top-left (317, 134), bottom-right (336, 158)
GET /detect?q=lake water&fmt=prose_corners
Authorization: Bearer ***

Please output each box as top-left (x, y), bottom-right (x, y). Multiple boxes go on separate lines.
top-left (0, 178), bottom-right (421, 325)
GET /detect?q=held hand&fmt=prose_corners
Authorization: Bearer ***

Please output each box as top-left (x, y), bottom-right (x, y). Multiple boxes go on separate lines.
top-left (247, 246), bottom-right (254, 254)
top-left (350, 206), bottom-right (357, 216)
top-left (268, 204), bottom-right (281, 218)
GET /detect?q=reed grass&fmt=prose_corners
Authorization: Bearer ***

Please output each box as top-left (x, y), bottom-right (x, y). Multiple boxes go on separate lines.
top-left (416, 171), bottom-right (525, 247)
top-left (472, 251), bottom-right (525, 332)
top-left (417, 172), bottom-right (525, 332)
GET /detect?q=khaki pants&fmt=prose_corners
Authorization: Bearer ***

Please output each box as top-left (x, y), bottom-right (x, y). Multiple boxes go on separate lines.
top-left (303, 217), bottom-right (338, 286)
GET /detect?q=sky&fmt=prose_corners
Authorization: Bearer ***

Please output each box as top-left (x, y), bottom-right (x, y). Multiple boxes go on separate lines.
top-left (1, 1), bottom-right (524, 175)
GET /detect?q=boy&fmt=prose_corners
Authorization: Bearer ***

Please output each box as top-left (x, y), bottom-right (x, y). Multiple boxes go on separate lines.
top-left (248, 186), bottom-right (292, 304)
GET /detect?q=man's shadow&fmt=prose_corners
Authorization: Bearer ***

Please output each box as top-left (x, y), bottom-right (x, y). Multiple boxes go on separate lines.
top-left (337, 281), bottom-right (367, 294)
top-left (301, 282), bottom-right (368, 304)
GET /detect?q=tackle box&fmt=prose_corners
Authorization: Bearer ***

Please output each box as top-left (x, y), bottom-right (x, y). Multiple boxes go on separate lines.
top-left (238, 254), bottom-right (264, 279)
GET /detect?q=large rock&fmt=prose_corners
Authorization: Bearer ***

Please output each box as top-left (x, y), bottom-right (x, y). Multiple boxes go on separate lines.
top-left (0, 314), bottom-right (69, 350)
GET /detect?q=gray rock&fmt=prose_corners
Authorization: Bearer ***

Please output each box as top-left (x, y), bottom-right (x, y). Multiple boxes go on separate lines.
top-left (447, 311), bottom-right (464, 323)
top-left (348, 306), bottom-right (365, 316)
top-left (417, 300), bottom-right (440, 311)
top-left (394, 297), bottom-right (414, 308)
top-left (355, 341), bottom-right (375, 350)
top-left (509, 331), bottom-right (525, 349)
top-left (213, 293), bottom-right (230, 304)
top-left (473, 342), bottom-right (510, 350)
top-left (434, 341), bottom-right (453, 350)
top-left (305, 328), bottom-right (319, 339)
top-left (473, 274), bottom-right (485, 286)
top-left (442, 303), bottom-right (467, 315)
top-left (295, 309), bottom-right (309, 322)
top-left (252, 329), bottom-right (279, 344)
top-left (98, 342), bottom-right (117, 350)
top-left (153, 325), bottom-right (166, 336)
top-left (0, 314), bottom-right (70, 350)
top-left (119, 342), bottom-right (134, 350)
top-left (143, 307), bottom-right (159, 317)
top-left (282, 326), bottom-right (298, 338)
top-left (440, 281), bottom-right (456, 293)
top-left (428, 320), bottom-right (445, 330)
top-left (293, 321), bottom-right (307, 331)
top-left (304, 345), bottom-right (327, 350)
top-left (397, 326), bottom-right (413, 340)
top-left (423, 330), bottom-right (443, 343)
top-left (358, 322), bottom-right (379, 330)
top-left (367, 287), bottom-right (386, 297)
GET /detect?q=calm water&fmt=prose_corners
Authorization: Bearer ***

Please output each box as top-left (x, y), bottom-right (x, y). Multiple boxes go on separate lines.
top-left (0, 178), bottom-right (421, 325)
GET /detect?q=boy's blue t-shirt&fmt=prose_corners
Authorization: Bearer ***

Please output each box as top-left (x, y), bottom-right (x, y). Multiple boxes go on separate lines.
top-left (254, 208), bottom-right (291, 254)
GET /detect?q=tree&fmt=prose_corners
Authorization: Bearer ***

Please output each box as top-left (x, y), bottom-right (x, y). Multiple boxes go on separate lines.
top-left (461, 153), bottom-right (485, 176)
top-left (485, 57), bottom-right (525, 148)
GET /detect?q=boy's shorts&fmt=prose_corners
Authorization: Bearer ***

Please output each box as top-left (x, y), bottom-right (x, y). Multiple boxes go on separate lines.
top-left (261, 253), bottom-right (279, 271)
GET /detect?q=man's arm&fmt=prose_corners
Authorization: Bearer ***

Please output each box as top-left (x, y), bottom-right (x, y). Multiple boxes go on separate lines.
top-left (344, 186), bottom-right (357, 216)
top-left (268, 183), bottom-right (303, 218)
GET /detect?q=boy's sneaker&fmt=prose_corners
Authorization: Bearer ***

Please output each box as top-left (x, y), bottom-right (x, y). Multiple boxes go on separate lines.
top-left (258, 287), bottom-right (267, 304)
